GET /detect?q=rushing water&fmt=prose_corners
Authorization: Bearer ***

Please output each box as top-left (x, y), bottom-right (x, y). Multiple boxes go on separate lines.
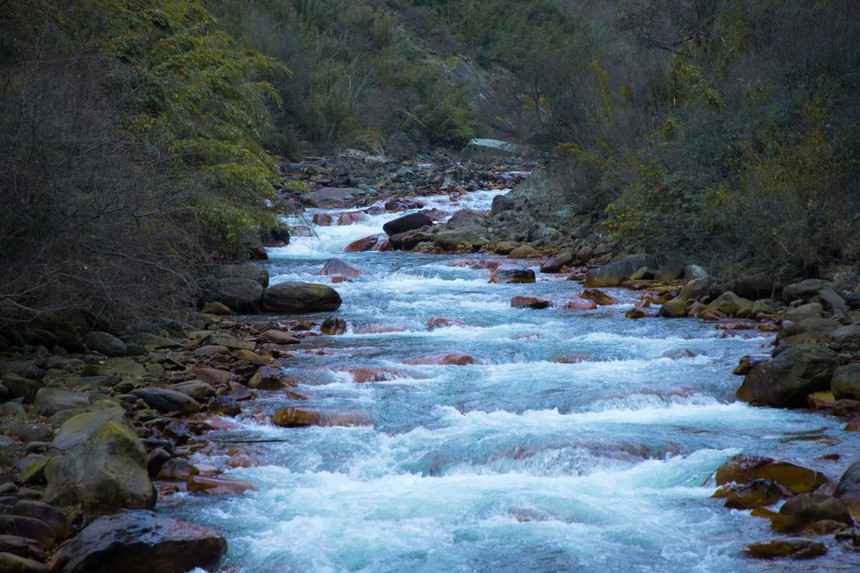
top-left (174, 189), bottom-right (859, 572)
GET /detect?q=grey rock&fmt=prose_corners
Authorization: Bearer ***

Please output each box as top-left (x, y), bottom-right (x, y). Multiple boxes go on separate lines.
top-left (131, 388), bottom-right (201, 414)
top-left (83, 332), bottom-right (127, 357)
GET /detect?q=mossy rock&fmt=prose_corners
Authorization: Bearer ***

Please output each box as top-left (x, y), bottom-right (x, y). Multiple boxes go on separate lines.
top-left (98, 358), bottom-right (146, 382)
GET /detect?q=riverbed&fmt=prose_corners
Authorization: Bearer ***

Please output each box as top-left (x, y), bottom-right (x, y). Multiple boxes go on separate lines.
top-left (171, 189), bottom-right (859, 572)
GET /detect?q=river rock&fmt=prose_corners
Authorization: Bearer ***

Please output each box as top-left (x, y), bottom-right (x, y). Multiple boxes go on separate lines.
top-left (272, 408), bottom-right (322, 428)
top-left (713, 479), bottom-right (784, 509)
top-left (745, 538), bottom-right (826, 559)
top-left (383, 212), bottom-right (433, 236)
top-left (580, 289), bottom-right (617, 306)
top-left (1, 376), bottom-right (41, 403)
top-left (835, 461), bottom-right (860, 517)
top-left (45, 411), bottom-right (155, 514)
top-left (784, 303), bottom-right (823, 323)
top-left (736, 345), bottom-right (839, 407)
top-left (715, 455), bottom-right (828, 495)
top-left (321, 317), bottom-right (347, 335)
top-left (405, 353), bottom-right (476, 366)
top-left (776, 493), bottom-right (852, 531)
top-left (248, 367), bottom-right (292, 390)
top-left (83, 332), bottom-right (127, 357)
top-left (585, 255), bottom-right (657, 288)
top-left (832, 323), bottom-right (860, 349)
top-left (320, 259), bottom-right (361, 278)
top-left (200, 278), bottom-right (263, 313)
top-left (703, 291), bottom-right (754, 317)
top-left (33, 388), bottom-right (89, 417)
top-left (312, 213), bottom-right (333, 226)
top-left (131, 388), bottom-right (201, 414)
top-left (540, 251), bottom-right (573, 273)
top-left (388, 229), bottom-right (433, 250)
top-left (0, 516), bottom-right (56, 549)
top-left (832, 364), bottom-right (860, 401)
top-left (51, 510), bottom-right (226, 573)
top-left (783, 279), bottom-right (831, 302)
top-left (511, 296), bottom-right (550, 309)
top-left (659, 297), bottom-right (688, 318)
top-left (263, 282), bottom-right (342, 313)
top-left (305, 187), bottom-right (360, 209)
top-left (490, 266), bottom-right (535, 284)
top-left (337, 212), bottom-right (365, 225)
top-left (563, 298), bottom-right (597, 311)
top-left (819, 287), bottom-right (849, 314)
top-left (433, 229), bottom-right (487, 251)
top-left (345, 234), bottom-right (383, 252)
top-left (0, 534), bottom-right (47, 561)
top-left (171, 381), bottom-right (214, 401)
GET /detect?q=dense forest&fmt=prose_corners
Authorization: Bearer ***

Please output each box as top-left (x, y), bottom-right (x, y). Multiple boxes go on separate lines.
top-left (1, 0), bottom-right (858, 328)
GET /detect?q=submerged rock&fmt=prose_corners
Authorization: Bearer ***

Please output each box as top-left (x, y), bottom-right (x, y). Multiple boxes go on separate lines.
top-left (511, 296), bottom-right (551, 309)
top-left (263, 282), bottom-right (342, 313)
top-left (51, 511), bottom-right (226, 573)
top-left (320, 259), bottom-right (361, 278)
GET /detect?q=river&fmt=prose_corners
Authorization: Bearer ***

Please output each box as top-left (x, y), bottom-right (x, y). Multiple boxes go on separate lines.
top-left (171, 188), bottom-right (858, 572)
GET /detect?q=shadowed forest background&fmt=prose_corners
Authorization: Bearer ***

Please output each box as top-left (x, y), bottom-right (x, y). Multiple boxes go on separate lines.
top-left (1, 0), bottom-right (858, 329)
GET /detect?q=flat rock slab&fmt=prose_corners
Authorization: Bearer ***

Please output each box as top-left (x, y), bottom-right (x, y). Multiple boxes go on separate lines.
top-left (52, 511), bottom-right (226, 573)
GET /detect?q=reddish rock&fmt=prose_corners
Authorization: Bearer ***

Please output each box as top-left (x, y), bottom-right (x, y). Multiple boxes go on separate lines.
top-left (563, 298), bottom-right (598, 311)
top-left (490, 266), bottom-right (536, 284)
top-left (345, 234), bottom-right (383, 252)
top-left (348, 368), bottom-right (406, 383)
top-left (715, 455), bottom-right (829, 495)
top-left (405, 353), bottom-right (476, 366)
top-left (187, 476), bottom-right (255, 496)
top-left (511, 296), bottom-right (551, 309)
top-left (272, 408), bottom-right (322, 427)
top-left (320, 259), bottom-right (362, 278)
top-left (337, 212), bottom-right (366, 225)
top-left (192, 367), bottom-right (232, 386)
top-left (312, 213), bottom-right (334, 226)
top-left (331, 276), bottom-right (349, 283)
top-left (625, 308), bottom-right (647, 319)
top-left (581, 289), bottom-right (618, 306)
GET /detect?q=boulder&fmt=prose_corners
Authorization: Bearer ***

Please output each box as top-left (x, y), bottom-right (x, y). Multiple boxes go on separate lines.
top-left (491, 194), bottom-right (515, 214)
top-left (783, 279), bottom-right (831, 302)
top-left (433, 230), bottom-right (487, 251)
top-left (778, 493), bottom-right (851, 529)
top-left (659, 297), bottom-right (688, 318)
top-left (679, 277), bottom-right (713, 301)
top-left (383, 212), bottom-right (433, 236)
top-left (736, 345), bottom-right (839, 407)
top-left (490, 267), bottom-right (535, 284)
top-left (714, 455), bottom-right (828, 495)
top-left (703, 291), bottom-right (753, 317)
top-left (713, 479), bottom-right (784, 509)
top-left (33, 388), bottom-right (89, 417)
top-left (818, 287), bottom-right (849, 314)
top-left (200, 278), bottom-right (263, 313)
top-left (511, 297), bottom-right (551, 310)
top-left (540, 251), bottom-right (573, 273)
top-left (784, 303), bottom-right (823, 323)
top-left (580, 289), bottom-right (617, 306)
top-left (832, 364), bottom-right (860, 401)
top-left (345, 234), bottom-right (383, 252)
top-left (51, 511), bottom-right (226, 573)
top-left (405, 353), bottom-right (476, 366)
top-left (45, 413), bottom-right (155, 514)
top-left (83, 332), bottom-right (127, 357)
top-left (585, 255), bottom-right (657, 288)
top-left (263, 282), bottom-right (342, 314)
top-left (213, 263), bottom-right (269, 288)
top-left (320, 259), bottom-right (361, 278)
top-left (388, 229), bottom-right (433, 251)
top-left (508, 245), bottom-right (541, 258)
top-left (131, 388), bottom-right (201, 414)
top-left (260, 330), bottom-right (300, 345)
top-left (831, 324), bottom-right (860, 349)
top-left (272, 408), bottom-right (322, 428)
top-left (1, 376), bottom-right (41, 403)
top-left (170, 381), bottom-right (214, 401)
top-left (445, 209), bottom-right (483, 228)
top-left (835, 460), bottom-right (860, 515)
top-left (306, 187), bottom-right (360, 209)
top-left (745, 539), bottom-right (826, 560)
top-left (201, 302), bottom-right (232, 315)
